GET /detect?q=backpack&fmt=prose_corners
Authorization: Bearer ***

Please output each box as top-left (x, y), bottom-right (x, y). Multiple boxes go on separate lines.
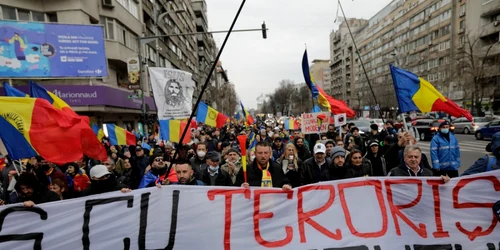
top-left (486, 155), bottom-right (498, 172)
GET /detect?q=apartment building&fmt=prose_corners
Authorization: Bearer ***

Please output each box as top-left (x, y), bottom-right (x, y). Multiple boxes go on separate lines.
top-left (460, 0), bottom-right (500, 113)
top-left (309, 59), bottom-right (330, 90)
top-left (0, 0), bottom-right (220, 133)
top-left (329, 18), bottom-right (368, 106)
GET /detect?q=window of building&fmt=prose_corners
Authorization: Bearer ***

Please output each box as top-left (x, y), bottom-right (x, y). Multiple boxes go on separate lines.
top-left (100, 17), bottom-right (137, 51)
top-left (47, 12), bottom-right (57, 22)
top-left (460, 20), bottom-right (465, 30)
top-left (17, 9), bottom-right (30, 21)
top-left (460, 4), bottom-right (466, 15)
top-left (32, 11), bottom-right (45, 22)
top-left (1, 6), bottom-right (17, 20)
top-left (116, 0), bottom-right (139, 19)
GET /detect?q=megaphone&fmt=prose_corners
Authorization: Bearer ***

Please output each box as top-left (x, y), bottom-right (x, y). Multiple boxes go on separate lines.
top-left (493, 200), bottom-right (500, 222)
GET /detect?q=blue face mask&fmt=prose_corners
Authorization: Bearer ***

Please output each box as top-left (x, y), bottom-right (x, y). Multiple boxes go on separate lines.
top-left (440, 128), bottom-right (449, 134)
top-left (208, 166), bottom-right (219, 176)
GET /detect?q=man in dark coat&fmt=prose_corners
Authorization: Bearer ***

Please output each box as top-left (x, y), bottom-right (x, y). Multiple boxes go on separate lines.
top-left (13, 173), bottom-right (60, 207)
top-left (235, 142), bottom-right (291, 191)
top-left (201, 152), bottom-right (233, 186)
top-left (301, 143), bottom-right (333, 185)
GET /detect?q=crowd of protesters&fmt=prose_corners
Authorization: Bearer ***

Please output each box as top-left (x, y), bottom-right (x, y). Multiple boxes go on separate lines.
top-left (0, 117), bottom-right (498, 208)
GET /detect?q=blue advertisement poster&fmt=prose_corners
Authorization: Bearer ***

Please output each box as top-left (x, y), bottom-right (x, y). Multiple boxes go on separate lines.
top-left (0, 20), bottom-right (108, 78)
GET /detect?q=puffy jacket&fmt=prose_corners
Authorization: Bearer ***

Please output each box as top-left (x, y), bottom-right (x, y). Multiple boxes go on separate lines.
top-left (462, 132), bottom-right (500, 176)
top-left (430, 133), bottom-right (460, 170)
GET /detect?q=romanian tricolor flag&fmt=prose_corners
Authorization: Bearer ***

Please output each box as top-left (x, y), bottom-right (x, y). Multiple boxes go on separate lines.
top-left (2, 82), bottom-right (28, 97)
top-left (284, 117), bottom-right (299, 131)
top-left (390, 65), bottom-right (473, 121)
top-left (240, 101), bottom-right (254, 126)
top-left (302, 50), bottom-right (355, 117)
top-left (0, 97), bottom-right (107, 164)
top-left (196, 101), bottom-right (228, 128)
top-left (104, 124), bottom-right (136, 146)
top-left (29, 81), bottom-right (90, 124)
top-left (159, 119), bottom-right (192, 144)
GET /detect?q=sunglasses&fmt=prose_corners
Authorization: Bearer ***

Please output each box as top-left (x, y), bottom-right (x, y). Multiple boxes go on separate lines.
top-left (154, 158), bottom-right (164, 162)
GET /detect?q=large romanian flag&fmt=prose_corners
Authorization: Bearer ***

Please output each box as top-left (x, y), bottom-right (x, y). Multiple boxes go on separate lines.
top-left (240, 101), bottom-right (254, 126)
top-left (0, 97), bottom-right (107, 164)
top-left (2, 82), bottom-right (28, 97)
top-left (159, 119), bottom-right (192, 144)
top-left (29, 81), bottom-right (90, 124)
top-left (390, 65), bottom-right (472, 121)
top-left (302, 50), bottom-right (355, 117)
top-left (196, 101), bottom-right (228, 128)
top-left (105, 124), bottom-right (136, 146)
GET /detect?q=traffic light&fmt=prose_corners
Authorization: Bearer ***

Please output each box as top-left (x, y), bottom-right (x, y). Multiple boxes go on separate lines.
top-left (262, 22), bottom-right (267, 39)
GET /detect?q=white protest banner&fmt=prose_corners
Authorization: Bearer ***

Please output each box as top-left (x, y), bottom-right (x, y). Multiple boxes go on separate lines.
top-left (148, 67), bottom-right (195, 120)
top-left (301, 112), bottom-right (331, 134)
top-left (334, 113), bottom-right (347, 127)
top-left (1, 172), bottom-right (500, 250)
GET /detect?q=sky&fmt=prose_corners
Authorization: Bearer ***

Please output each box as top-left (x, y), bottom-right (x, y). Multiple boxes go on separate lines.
top-left (206, 0), bottom-right (393, 110)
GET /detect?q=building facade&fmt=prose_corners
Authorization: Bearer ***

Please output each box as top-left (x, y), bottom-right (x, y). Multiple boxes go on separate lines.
top-left (329, 18), bottom-right (368, 107)
top-left (0, 0), bottom-right (221, 134)
top-left (328, 0), bottom-right (500, 116)
top-left (309, 59), bottom-right (330, 89)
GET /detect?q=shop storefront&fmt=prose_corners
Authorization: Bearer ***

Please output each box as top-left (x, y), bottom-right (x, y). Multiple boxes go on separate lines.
top-left (0, 84), bottom-right (157, 135)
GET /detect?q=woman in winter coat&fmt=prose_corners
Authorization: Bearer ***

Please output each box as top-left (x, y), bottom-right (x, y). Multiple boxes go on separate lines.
top-left (345, 149), bottom-right (373, 178)
top-left (276, 143), bottom-right (302, 187)
top-left (65, 162), bottom-right (90, 193)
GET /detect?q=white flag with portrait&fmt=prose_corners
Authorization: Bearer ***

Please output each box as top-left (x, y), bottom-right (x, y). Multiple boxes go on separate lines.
top-left (148, 67), bottom-right (195, 120)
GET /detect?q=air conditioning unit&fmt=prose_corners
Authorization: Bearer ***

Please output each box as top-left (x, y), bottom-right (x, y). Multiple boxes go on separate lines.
top-left (494, 21), bottom-right (500, 26)
top-left (102, 0), bottom-right (114, 8)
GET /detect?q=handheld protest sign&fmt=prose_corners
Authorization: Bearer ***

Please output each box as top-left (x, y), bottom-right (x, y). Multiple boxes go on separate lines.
top-left (237, 134), bottom-right (248, 183)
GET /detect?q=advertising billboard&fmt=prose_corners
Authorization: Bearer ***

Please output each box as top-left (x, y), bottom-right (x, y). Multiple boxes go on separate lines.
top-left (0, 20), bottom-right (107, 78)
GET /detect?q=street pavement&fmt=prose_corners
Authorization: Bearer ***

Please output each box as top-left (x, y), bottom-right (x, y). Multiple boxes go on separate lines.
top-left (417, 134), bottom-right (490, 174)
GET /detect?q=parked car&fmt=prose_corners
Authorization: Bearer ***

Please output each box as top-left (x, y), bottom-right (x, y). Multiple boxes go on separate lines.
top-left (413, 119), bottom-right (455, 141)
top-left (350, 119), bottom-right (371, 138)
top-left (453, 117), bottom-right (493, 134)
top-left (369, 119), bottom-right (384, 131)
top-left (475, 119), bottom-right (500, 140)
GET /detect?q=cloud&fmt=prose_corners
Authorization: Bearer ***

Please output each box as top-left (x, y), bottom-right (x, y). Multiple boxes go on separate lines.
top-left (0, 56), bottom-right (21, 69)
top-left (26, 54), bottom-right (40, 63)
top-left (206, 0), bottom-right (394, 109)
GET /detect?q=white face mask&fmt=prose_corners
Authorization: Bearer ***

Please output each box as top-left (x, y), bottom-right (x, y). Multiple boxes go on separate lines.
top-left (250, 155), bottom-right (256, 161)
top-left (197, 151), bottom-right (206, 158)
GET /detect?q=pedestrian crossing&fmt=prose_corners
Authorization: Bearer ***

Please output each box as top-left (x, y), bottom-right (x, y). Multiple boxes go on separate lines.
top-left (417, 140), bottom-right (489, 154)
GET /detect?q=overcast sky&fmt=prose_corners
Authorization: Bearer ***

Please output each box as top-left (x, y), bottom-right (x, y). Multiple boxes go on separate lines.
top-left (206, 0), bottom-right (393, 110)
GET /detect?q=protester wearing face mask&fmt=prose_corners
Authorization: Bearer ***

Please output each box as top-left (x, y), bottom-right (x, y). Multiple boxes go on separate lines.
top-left (82, 165), bottom-right (130, 196)
top-left (246, 150), bottom-right (256, 165)
top-left (431, 121), bottom-right (460, 178)
top-left (277, 143), bottom-right (301, 187)
top-left (33, 157), bottom-right (67, 190)
top-left (221, 149), bottom-right (242, 184)
top-left (190, 142), bottom-right (208, 178)
top-left (139, 153), bottom-right (177, 188)
top-left (200, 152), bottom-right (232, 186)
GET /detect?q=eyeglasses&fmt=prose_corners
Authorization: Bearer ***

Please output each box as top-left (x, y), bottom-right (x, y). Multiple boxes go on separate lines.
top-left (154, 158), bottom-right (164, 162)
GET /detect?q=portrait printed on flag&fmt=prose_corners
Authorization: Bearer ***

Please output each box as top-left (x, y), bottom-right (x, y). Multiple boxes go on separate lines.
top-left (148, 67), bottom-right (195, 120)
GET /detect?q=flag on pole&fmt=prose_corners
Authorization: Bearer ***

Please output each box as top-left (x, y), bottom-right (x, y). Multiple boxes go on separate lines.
top-left (196, 101), bottom-right (228, 128)
top-left (301, 50), bottom-right (319, 98)
top-left (240, 101), bottom-right (254, 126)
top-left (0, 97), bottom-right (107, 164)
top-left (104, 124), bottom-right (136, 146)
top-left (390, 65), bottom-right (472, 121)
top-left (2, 82), bottom-right (28, 97)
top-left (158, 119), bottom-right (192, 144)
